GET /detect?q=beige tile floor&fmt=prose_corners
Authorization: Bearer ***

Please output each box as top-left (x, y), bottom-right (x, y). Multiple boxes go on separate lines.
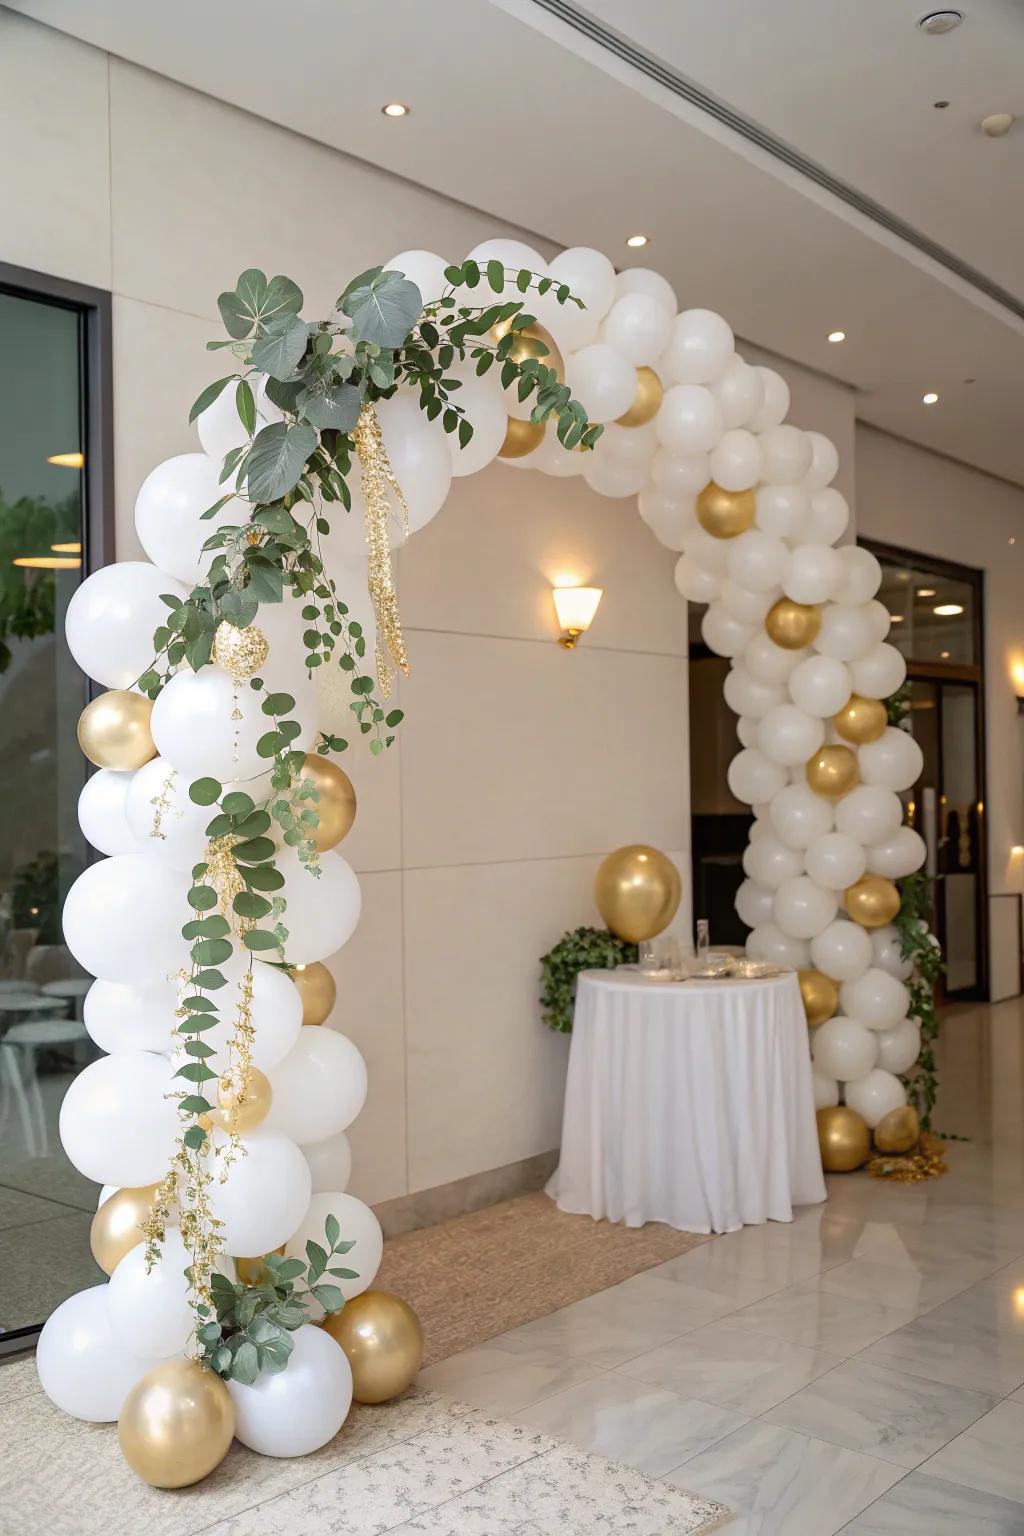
top-left (418, 997), bottom-right (1024, 1533)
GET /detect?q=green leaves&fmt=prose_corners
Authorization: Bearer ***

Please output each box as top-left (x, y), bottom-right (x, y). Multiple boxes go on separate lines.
top-left (298, 382), bottom-right (362, 431)
top-left (245, 421), bottom-right (317, 503)
top-left (539, 926), bottom-right (638, 1033)
top-left (189, 777), bottom-right (222, 806)
top-left (340, 269), bottom-right (423, 349)
top-left (250, 313), bottom-right (309, 381)
top-left (217, 269), bottom-right (303, 340)
top-left (235, 378), bottom-right (256, 436)
top-left (189, 375), bottom-right (235, 424)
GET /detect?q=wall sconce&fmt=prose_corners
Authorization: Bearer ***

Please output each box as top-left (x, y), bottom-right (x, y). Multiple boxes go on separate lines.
top-left (553, 585), bottom-right (602, 648)
top-left (1011, 659), bottom-right (1024, 715)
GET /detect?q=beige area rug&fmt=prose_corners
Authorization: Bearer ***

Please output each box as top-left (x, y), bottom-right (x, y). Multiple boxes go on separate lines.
top-left (376, 1191), bottom-right (714, 1366)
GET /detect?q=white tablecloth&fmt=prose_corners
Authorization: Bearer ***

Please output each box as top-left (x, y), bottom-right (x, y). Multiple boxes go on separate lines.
top-left (547, 968), bottom-right (826, 1234)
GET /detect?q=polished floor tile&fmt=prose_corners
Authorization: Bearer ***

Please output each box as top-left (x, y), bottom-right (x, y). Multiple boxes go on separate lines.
top-left (838, 1471), bottom-right (1024, 1534)
top-left (617, 1321), bottom-right (842, 1415)
top-left (725, 1280), bottom-right (917, 1355)
top-left (917, 1399), bottom-right (1024, 1504)
top-left (416, 1343), bottom-right (602, 1416)
top-left (855, 1302), bottom-right (1024, 1396)
top-left (816, 1252), bottom-right (995, 1315)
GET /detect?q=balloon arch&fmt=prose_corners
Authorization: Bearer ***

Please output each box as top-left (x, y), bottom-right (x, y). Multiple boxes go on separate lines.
top-left (39, 235), bottom-right (925, 1479)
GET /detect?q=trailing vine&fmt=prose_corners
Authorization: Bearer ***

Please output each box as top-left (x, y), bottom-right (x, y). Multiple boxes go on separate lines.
top-left (540, 926), bottom-right (638, 1034)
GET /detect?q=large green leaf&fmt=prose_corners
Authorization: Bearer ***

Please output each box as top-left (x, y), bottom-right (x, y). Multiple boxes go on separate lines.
top-left (250, 314), bottom-right (308, 381)
top-left (298, 381), bottom-right (362, 431)
top-left (341, 270), bottom-right (422, 348)
top-left (245, 422), bottom-right (317, 503)
top-left (218, 270), bottom-right (304, 340)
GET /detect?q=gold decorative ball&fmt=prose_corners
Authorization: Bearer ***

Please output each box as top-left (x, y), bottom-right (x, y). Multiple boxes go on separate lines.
top-left (817, 1106), bottom-right (870, 1173)
top-left (498, 417), bottom-right (545, 459)
top-left (301, 754), bottom-right (357, 851)
top-left (765, 599), bottom-right (822, 650)
top-left (77, 691), bottom-right (157, 771)
top-left (616, 367), bottom-right (663, 428)
top-left (874, 1104), bottom-right (920, 1154)
top-left (211, 621), bottom-right (269, 685)
top-left (695, 481), bottom-right (755, 539)
top-left (489, 319), bottom-right (564, 381)
top-left (833, 694), bottom-right (888, 746)
top-left (234, 1247), bottom-right (284, 1286)
top-left (208, 1066), bottom-right (273, 1135)
top-left (90, 1185), bottom-right (161, 1276)
top-left (322, 1291), bottom-right (423, 1404)
top-left (806, 745), bottom-right (859, 800)
top-left (845, 875), bottom-right (901, 928)
top-left (291, 962), bottom-right (336, 1026)
top-left (798, 969), bottom-right (839, 1028)
top-left (594, 845), bottom-right (681, 944)
top-left (118, 1359), bottom-right (235, 1488)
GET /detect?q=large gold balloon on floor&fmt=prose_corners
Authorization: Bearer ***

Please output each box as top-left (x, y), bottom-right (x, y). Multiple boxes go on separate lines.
top-left (291, 962), bottom-right (336, 1026)
top-left (817, 1106), bottom-right (870, 1172)
top-left (798, 969), bottom-right (839, 1028)
top-left (874, 1104), bottom-right (920, 1154)
top-left (322, 1290), bottom-right (423, 1404)
top-left (616, 367), bottom-right (663, 428)
top-left (833, 694), bottom-right (888, 746)
top-left (489, 318), bottom-right (564, 381)
top-left (207, 1066), bottom-right (273, 1135)
top-left (766, 599), bottom-right (822, 650)
top-left (595, 845), bottom-right (681, 944)
top-left (118, 1360), bottom-right (235, 1488)
top-left (77, 690), bottom-right (157, 770)
top-left (806, 745), bottom-right (859, 800)
top-left (90, 1184), bottom-right (161, 1276)
top-left (696, 482), bottom-right (755, 539)
top-left (498, 417), bottom-right (545, 459)
top-left (302, 753), bottom-right (357, 851)
top-left (845, 875), bottom-right (901, 928)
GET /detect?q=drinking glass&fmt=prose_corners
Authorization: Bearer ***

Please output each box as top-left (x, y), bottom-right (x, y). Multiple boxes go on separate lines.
top-left (696, 919), bottom-right (710, 964)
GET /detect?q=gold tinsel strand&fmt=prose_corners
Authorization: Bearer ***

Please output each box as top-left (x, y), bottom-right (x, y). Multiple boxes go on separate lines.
top-left (353, 400), bottom-right (410, 698)
top-left (204, 834), bottom-right (247, 924)
top-left (148, 766), bottom-right (179, 840)
top-left (217, 969), bottom-right (256, 1179)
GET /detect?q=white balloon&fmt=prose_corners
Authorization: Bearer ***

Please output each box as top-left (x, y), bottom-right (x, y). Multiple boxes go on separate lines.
top-left (374, 394), bottom-right (452, 533)
top-left (805, 832), bottom-right (867, 891)
top-left (384, 248), bottom-right (450, 303)
top-left (811, 920), bottom-right (873, 982)
top-left (106, 1231), bottom-right (194, 1358)
top-left (656, 384), bottom-right (724, 455)
top-left (37, 1285), bottom-right (167, 1422)
top-left (641, 486), bottom-right (696, 551)
top-left (673, 553), bottom-right (719, 602)
top-left (747, 369), bottom-right (790, 433)
top-left (834, 546), bottom-right (882, 605)
top-left (875, 1020), bottom-right (921, 1075)
top-left (746, 922), bottom-right (810, 969)
top-left (59, 1050), bottom-right (180, 1186)
top-left (599, 292), bottom-right (672, 366)
top-left (769, 784), bottom-right (834, 850)
top-left (285, 1191), bottom-right (383, 1304)
top-left (548, 246), bottom-right (617, 326)
top-left (736, 716), bottom-right (760, 750)
top-left (864, 600), bottom-right (892, 644)
top-left (867, 826), bottom-right (927, 880)
top-left (735, 879), bottom-right (775, 929)
top-left (743, 833), bottom-right (804, 889)
top-left (266, 1026), bottom-right (367, 1145)
top-left (467, 237), bottom-right (547, 273)
top-left (523, 421), bottom-right (584, 479)
top-left (78, 770), bottom-right (137, 856)
top-left (758, 704), bottom-right (824, 766)
top-left (615, 265), bottom-right (677, 313)
top-left (135, 454), bottom-right (250, 586)
top-left (123, 759), bottom-right (268, 869)
top-left (229, 1322), bottom-right (352, 1457)
top-left (444, 364), bottom-right (508, 477)
top-left (812, 1072), bottom-right (840, 1111)
top-left (151, 666), bottom-right (318, 784)
top-left (840, 968), bottom-right (910, 1030)
top-left (303, 1130), bottom-right (352, 1195)
top-left (210, 1128), bottom-right (312, 1257)
top-left (805, 487), bottom-right (849, 545)
top-left (719, 579), bottom-right (776, 626)
top-left (745, 633), bottom-right (806, 685)
top-left (758, 425), bottom-right (812, 485)
top-left (276, 849), bottom-right (361, 965)
top-left (170, 957), bottom-right (303, 1076)
top-left (726, 530), bottom-right (788, 592)
top-left (84, 977), bottom-right (180, 1056)
top-left (582, 447), bottom-right (650, 499)
top-left (727, 748), bottom-right (788, 805)
top-left (564, 343), bottom-right (638, 424)
top-left (835, 785), bottom-right (904, 845)
top-left (754, 483), bottom-right (810, 540)
top-left (63, 854), bottom-right (188, 984)
top-left (702, 604), bottom-right (756, 658)
top-left (683, 522), bottom-right (730, 576)
top-left (803, 432), bottom-right (839, 491)
top-left (871, 924), bottom-right (914, 981)
top-left (844, 1067), bottom-right (906, 1128)
top-left (849, 643), bottom-right (907, 699)
top-left (196, 372), bottom-right (282, 463)
top-left (783, 544), bottom-right (845, 605)
top-left (65, 563), bottom-right (189, 690)
top-left (651, 448), bottom-right (710, 497)
top-left (723, 665), bottom-right (786, 720)
top-left (858, 728), bottom-right (923, 792)
top-left (773, 876), bottom-right (837, 939)
top-left (788, 655), bottom-right (852, 718)
top-left (712, 354), bottom-right (765, 430)
top-left (812, 1017), bottom-right (878, 1082)
top-left (709, 429), bottom-right (763, 492)
top-left (663, 308), bottom-right (734, 385)
top-left (814, 604), bottom-right (877, 663)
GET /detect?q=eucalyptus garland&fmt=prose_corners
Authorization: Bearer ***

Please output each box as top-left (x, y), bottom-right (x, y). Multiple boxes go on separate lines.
top-left (540, 926), bottom-right (638, 1033)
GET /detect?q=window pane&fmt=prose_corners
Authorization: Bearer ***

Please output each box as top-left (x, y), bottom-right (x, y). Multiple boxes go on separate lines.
top-left (874, 553), bottom-right (977, 665)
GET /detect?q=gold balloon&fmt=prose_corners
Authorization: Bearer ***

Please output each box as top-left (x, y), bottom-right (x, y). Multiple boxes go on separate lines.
top-left (798, 969), bottom-right (839, 1028)
top-left (594, 845), bottom-right (681, 944)
top-left (695, 481), bottom-right (755, 539)
top-left (77, 691), bottom-right (157, 770)
top-left (765, 599), bottom-right (822, 650)
top-left (208, 1066), bottom-right (272, 1135)
top-left (291, 962), bottom-right (336, 1026)
top-left (616, 366), bottom-right (663, 428)
top-left (833, 694), bottom-right (888, 746)
top-left (806, 745), bottom-right (859, 800)
top-left (118, 1359), bottom-right (234, 1488)
top-left (235, 1246), bottom-right (284, 1286)
top-left (874, 1104), bottom-right (920, 1154)
top-left (845, 875), bottom-right (901, 928)
top-left (489, 319), bottom-right (564, 381)
top-left (301, 753), bottom-right (357, 851)
top-left (498, 417), bottom-right (545, 459)
top-left (90, 1185), bottom-right (161, 1276)
top-left (322, 1290), bottom-right (423, 1404)
top-left (817, 1106), bottom-right (870, 1173)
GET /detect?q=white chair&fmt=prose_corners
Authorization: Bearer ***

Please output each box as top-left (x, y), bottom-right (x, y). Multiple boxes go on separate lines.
top-left (0, 1018), bottom-right (89, 1156)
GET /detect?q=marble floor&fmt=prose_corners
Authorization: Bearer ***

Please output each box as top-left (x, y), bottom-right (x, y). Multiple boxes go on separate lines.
top-left (418, 996), bottom-right (1024, 1533)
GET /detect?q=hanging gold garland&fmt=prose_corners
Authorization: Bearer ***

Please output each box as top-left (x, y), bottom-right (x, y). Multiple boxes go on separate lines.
top-left (353, 401), bottom-right (410, 698)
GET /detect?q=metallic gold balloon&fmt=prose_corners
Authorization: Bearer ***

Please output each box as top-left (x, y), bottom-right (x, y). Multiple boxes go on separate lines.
top-left (816, 1106), bottom-right (870, 1173)
top-left (301, 753), bottom-right (357, 851)
top-left (321, 1290), bottom-right (423, 1404)
top-left (235, 1246), bottom-right (284, 1286)
top-left (798, 969), bottom-right (839, 1028)
top-left (118, 1359), bottom-right (235, 1488)
top-left (806, 745), bottom-right (859, 800)
top-left (291, 961), bottom-right (336, 1026)
top-left (765, 599), bottom-right (822, 650)
top-left (695, 481), bottom-right (755, 539)
top-left (845, 875), bottom-right (901, 928)
top-left (209, 1066), bottom-right (272, 1135)
top-left (874, 1104), bottom-right (920, 1154)
top-left (594, 845), bottom-right (681, 944)
top-left (833, 694), bottom-right (888, 746)
top-left (77, 691), bottom-right (157, 770)
top-left (90, 1184), bottom-right (161, 1276)
top-left (616, 366), bottom-right (663, 428)
top-left (498, 417), bottom-right (545, 459)
top-left (489, 319), bottom-right (564, 381)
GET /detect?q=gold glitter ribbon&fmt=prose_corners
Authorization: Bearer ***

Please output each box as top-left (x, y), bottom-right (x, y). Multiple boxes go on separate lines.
top-left (353, 401), bottom-right (410, 698)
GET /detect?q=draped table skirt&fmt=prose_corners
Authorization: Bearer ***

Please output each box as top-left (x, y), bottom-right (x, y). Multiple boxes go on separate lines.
top-left (546, 968), bottom-right (826, 1234)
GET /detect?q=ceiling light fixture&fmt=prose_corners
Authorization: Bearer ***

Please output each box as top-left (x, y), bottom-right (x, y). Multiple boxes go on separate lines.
top-left (933, 100), bottom-right (950, 109)
top-left (13, 555), bottom-right (81, 570)
top-left (47, 451), bottom-right (84, 468)
top-left (51, 541), bottom-right (82, 554)
top-left (916, 588), bottom-right (936, 597)
top-left (922, 392), bottom-right (939, 405)
top-left (626, 234), bottom-right (648, 249)
top-left (981, 113), bottom-right (1014, 138)
top-left (381, 102), bottom-right (409, 118)
top-left (941, 650), bottom-right (951, 659)
top-left (918, 11), bottom-right (963, 35)
top-left (827, 330), bottom-right (846, 343)
top-left (889, 614), bottom-right (905, 623)
top-left (934, 603), bottom-right (964, 616)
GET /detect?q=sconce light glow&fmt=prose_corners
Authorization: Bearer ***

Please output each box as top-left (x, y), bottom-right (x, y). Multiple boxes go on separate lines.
top-left (553, 585), bottom-right (603, 648)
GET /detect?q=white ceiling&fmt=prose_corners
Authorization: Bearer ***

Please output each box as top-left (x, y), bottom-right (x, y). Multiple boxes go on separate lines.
top-left (7, 0), bottom-right (1024, 488)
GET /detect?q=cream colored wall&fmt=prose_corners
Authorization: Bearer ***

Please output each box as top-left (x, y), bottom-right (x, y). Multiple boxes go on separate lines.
top-left (0, 13), bottom-right (690, 1204)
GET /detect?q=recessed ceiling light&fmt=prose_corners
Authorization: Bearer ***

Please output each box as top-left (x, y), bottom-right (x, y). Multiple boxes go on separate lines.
top-left (922, 391), bottom-right (939, 405)
top-left (918, 11), bottom-right (963, 35)
top-left (827, 330), bottom-right (846, 343)
top-left (934, 603), bottom-right (964, 616)
top-left (381, 102), bottom-right (409, 118)
top-left (941, 650), bottom-right (951, 659)
top-left (933, 100), bottom-right (950, 110)
top-left (1010, 537), bottom-right (1017, 546)
top-left (626, 234), bottom-right (648, 249)
top-left (916, 587), bottom-right (936, 597)
top-left (889, 613), bottom-right (905, 622)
